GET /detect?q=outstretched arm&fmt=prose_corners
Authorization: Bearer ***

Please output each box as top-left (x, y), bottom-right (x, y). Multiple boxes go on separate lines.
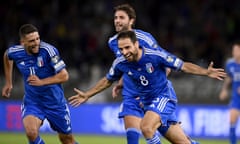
top-left (69, 77), bottom-right (113, 107)
top-left (2, 51), bottom-right (13, 98)
top-left (181, 61), bottom-right (226, 80)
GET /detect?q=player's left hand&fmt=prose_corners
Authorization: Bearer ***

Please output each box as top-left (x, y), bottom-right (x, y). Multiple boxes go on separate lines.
top-left (207, 62), bottom-right (227, 80)
top-left (68, 88), bottom-right (89, 107)
top-left (27, 75), bottom-right (44, 86)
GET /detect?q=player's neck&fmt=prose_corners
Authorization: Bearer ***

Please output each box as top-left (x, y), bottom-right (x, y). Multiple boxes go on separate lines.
top-left (136, 47), bottom-right (143, 61)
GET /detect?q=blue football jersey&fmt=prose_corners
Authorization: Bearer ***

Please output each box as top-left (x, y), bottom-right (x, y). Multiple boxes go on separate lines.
top-left (226, 58), bottom-right (240, 101)
top-left (108, 29), bottom-right (166, 98)
top-left (7, 41), bottom-right (67, 107)
top-left (106, 47), bottom-right (183, 102)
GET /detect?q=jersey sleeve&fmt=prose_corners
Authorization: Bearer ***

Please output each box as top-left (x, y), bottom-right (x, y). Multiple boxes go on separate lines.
top-left (7, 45), bottom-right (24, 60)
top-left (42, 42), bottom-right (66, 73)
top-left (157, 49), bottom-right (184, 71)
top-left (105, 58), bottom-right (123, 81)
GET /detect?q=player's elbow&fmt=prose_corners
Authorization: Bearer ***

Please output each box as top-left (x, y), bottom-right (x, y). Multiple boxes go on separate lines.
top-left (62, 72), bottom-right (69, 82)
top-left (59, 69), bottom-right (69, 82)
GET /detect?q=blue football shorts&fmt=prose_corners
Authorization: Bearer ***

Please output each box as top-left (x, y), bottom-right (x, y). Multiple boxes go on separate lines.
top-left (21, 102), bottom-right (72, 134)
top-left (143, 97), bottom-right (178, 127)
top-left (230, 96), bottom-right (240, 110)
top-left (118, 97), bottom-right (144, 118)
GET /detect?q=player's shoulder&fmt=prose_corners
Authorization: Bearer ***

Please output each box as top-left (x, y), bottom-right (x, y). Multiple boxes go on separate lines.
top-left (144, 47), bottom-right (166, 57)
top-left (112, 56), bottom-right (126, 66)
top-left (108, 34), bottom-right (118, 44)
top-left (40, 41), bottom-right (58, 56)
top-left (226, 58), bottom-right (235, 65)
top-left (7, 45), bottom-right (24, 54)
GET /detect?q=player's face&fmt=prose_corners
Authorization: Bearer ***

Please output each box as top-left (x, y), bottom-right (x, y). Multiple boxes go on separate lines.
top-left (21, 32), bottom-right (40, 55)
top-left (114, 10), bottom-right (134, 32)
top-left (232, 44), bottom-right (240, 60)
top-left (118, 38), bottom-right (140, 62)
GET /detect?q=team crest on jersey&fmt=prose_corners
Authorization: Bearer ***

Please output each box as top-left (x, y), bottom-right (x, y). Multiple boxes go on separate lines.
top-left (146, 63), bottom-right (154, 73)
top-left (37, 56), bottom-right (44, 67)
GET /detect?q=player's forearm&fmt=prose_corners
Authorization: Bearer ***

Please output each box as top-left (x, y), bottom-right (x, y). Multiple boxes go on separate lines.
top-left (221, 76), bottom-right (231, 91)
top-left (41, 69), bottom-right (69, 85)
top-left (181, 62), bottom-right (208, 76)
top-left (3, 52), bottom-right (13, 85)
top-left (86, 77), bottom-right (113, 98)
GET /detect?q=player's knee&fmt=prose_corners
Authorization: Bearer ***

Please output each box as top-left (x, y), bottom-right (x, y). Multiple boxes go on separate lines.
top-left (140, 124), bottom-right (155, 138)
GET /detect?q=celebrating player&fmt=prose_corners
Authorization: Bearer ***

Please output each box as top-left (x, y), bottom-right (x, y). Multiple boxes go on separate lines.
top-left (69, 30), bottom-right (226, 144)
top-left (2, 24), bottom-right (78, 144)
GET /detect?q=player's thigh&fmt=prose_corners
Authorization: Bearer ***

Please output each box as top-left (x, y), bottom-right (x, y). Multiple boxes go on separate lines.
top-left (164, 123), bottom-right (190, 144)
top-left (124, 115), bottom-right (142, 130)
top-left (141, 111), bottom-right (161, 130)
top-left (23, 115), bottom-right (42, 132)
top-left (229, 108), bottom-right (240, 124)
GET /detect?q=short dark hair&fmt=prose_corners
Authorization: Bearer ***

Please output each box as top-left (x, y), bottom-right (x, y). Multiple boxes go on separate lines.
top-left (117, 30), bottom-right (137, 43)
top-left (114, 4), bottom-right (136, 26)
top-left (19, 24), bottom-right (38, 38)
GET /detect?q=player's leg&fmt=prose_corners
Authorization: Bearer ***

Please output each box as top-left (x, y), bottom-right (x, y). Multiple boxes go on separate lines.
top-left (58, 133), bottom-right (77, 144)
top-left (119, 100), bottom-right (144, 144)
top-left (124, 115), bottom-right (142, 144)
top-left (47, 104), bottom-right (77, 144)
top-left (141, 110), bottom-right (161, 144)
top-left (21, 103), bottom-right (45, 144)
top-left (23, 115), bottom-right (45, 144)
top-left (229, 108), bottom-right (240, 144)
top-left (160, 123), bottom-right (194, 144)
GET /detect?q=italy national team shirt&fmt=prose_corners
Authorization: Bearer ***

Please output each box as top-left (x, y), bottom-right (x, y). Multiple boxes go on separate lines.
top-left (106, 47), bottom-right (183, 102)
top-left (7, 41), bottom-right (67, 107)
top-left (225, 58), bottom-right (240, 101)
top-left (108, 29), bottom-right (165, 99)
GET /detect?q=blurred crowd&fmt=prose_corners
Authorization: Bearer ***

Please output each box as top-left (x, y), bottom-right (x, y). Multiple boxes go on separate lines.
top-left (1, 0), bottom-right (240, 102)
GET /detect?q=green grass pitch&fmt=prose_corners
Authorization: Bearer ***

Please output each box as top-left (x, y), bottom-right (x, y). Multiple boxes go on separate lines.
top-left (0, 132), bottom-right (228, 144)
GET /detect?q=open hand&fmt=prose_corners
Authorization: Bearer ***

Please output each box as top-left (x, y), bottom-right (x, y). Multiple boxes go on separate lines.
top-left (207, 62), bottom-right (227, 80)
top-left (68, 88), bottom-right (89, 107)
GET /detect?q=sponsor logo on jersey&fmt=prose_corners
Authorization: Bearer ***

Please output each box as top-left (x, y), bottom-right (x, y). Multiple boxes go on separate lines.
top-left (146, 63), bottom-right (154, 73)
top-left (20, 61), bottom-right (25, 65)
top-left (128, 71), bottom-right (133, 75)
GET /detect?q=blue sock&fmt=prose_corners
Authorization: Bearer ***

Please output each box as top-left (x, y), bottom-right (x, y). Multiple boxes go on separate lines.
top-left (126, 128), bottom-right (141, 144)
top-left (230, 125), bottom-right (237, 144)
top-left (146, 133), bottom-right (161, 144)
top-left (29, 135), bottom-right (45, 144)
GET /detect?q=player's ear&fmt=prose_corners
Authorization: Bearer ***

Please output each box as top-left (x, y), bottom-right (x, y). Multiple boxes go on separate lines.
top-left (134, 40), bottom-right (139, 48)
top-left (130, 19), bottom-right (134, 27)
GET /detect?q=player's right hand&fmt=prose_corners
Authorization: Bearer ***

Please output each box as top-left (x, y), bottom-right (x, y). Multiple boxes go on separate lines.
top-left (112, 84), bottom-right (122, 98)
top-left (219, 89), bottom-right (228, 101)
top-left (2, 84), bottom-right (12, 98)
top-left (68, 88), bottom-right (88, 107)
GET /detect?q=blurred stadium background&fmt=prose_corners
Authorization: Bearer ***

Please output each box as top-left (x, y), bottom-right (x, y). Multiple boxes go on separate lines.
top-left (0, 0), bottom-right (240, 143)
